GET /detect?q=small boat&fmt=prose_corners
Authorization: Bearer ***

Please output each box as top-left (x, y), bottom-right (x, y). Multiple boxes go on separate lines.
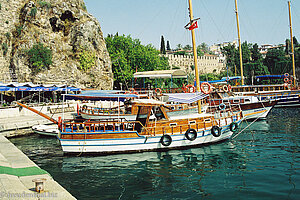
top-left (32, 124), bottom-right (59, 137)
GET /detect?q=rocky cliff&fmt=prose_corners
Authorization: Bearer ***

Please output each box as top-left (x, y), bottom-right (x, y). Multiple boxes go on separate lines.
top-left (0, 0), bottom-right (113, 89)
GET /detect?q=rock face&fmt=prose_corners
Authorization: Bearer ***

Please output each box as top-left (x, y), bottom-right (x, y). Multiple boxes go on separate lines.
top-left (0, 0), bottom-right (113, 89)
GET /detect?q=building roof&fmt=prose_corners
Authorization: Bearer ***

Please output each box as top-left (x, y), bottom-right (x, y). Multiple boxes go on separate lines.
top-left (133, 70), bottom-right (187, 79)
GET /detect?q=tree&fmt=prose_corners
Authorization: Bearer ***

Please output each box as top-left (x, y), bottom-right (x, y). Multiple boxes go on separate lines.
top-left (160, 35), bottom-right (166, 54)
top-left (176, 44), bottom-right (182, 50)
top-left (251, 43), bottom-right (262, 62)
top-left (105, 34), bottom-right (169, 89)
top-left (264, 48), bottom-right (290, 75)
top-left (166, 41), bottom-right (171, 51)
top-left (26, 42), bottom-right (52, 74)
top-left (183, 44), bottom-right (192, 50)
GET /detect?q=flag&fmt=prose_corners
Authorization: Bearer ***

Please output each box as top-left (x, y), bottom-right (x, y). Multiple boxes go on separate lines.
top-left (188, 21), bottom-right (198, 30)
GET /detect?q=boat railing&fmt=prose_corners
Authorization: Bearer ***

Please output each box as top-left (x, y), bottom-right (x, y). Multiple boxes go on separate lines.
top-left (80, 105), bottom-right (126, 115)
top-left (61, 118), bottom-right (152, 135)
top-left (144, 110), bottom-right (243, 136)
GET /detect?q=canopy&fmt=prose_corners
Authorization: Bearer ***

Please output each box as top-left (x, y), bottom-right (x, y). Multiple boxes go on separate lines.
top-left (0, 82), bottom-right (81, 92)
top-left (133, 70), bottom-right (187, 79)
top-left (65, 93), bottom-right (139, 102)
top-left (163, 92), bottom-right (209, 104)
top-left (255, 75), bottom-right (285, 79)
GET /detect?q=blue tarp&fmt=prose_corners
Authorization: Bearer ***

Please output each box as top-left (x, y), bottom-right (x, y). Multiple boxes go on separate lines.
top-left (0, 86), bottom-right (81, 91)
top-left (255, 75), bottom-right (285, 79)
top-left (163, 92), bottom-right (209, 104)
top-left (65, 93), bottom-right (139, 102)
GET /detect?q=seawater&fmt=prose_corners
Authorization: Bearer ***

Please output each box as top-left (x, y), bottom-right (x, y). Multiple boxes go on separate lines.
top-left (10, 108), bottom-right (300, 200)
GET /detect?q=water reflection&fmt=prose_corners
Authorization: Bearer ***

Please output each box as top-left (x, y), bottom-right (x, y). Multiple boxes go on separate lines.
top-left (9, 108), bottom-right (300, 199)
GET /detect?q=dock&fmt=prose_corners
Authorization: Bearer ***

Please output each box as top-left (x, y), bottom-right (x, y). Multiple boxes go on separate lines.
top-left (0, 135), bottom-right (75, 199)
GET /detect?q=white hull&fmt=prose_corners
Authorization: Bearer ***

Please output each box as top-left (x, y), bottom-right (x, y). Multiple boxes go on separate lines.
top-left (58, 122), bottom-right (240, 154)
top-left (242, 105), bottom-right (273, 120)
top-left (32, 124), bottom-right (59, 136)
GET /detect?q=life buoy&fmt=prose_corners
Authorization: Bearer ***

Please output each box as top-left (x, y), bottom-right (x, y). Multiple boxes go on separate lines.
top-left (129, 88), bottom-right (135, 93)
top-left (211, 126), bottom-right (221, 137)
top-left (288, 79), bottom-right (293, 85)
top-left (160, 134), bottom-right (172, 146)
top-left (155, 88), bottom-right (162, 95)
top-left (284, 78), bottom-right (289, 83)
top-left (222, 85), bottom-right (229, 92)
top-left (200, 82), bottom-right (212, 94)
top-left (185, 84), bottom-right (196, 93)
top-left (230, 122), bottom-right (238, 132)
top-left (185, 128), bottom-right (197, 141)
top-left (82, 105), bottom-right (87, 109)
top-left (284, 73), bottom-right (289, 78)
top-left (228, 84), bottom-right (232, 92)
top-left (219, 103), bottom-right (226, 110)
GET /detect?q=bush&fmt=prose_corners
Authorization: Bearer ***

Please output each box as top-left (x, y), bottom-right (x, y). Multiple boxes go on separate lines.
top-left (5, 21), bottom-right (8, 24)
top-left (26, 42), bottom-right (52, 73)
top-left (0, 3), bottom-right (2, 10)
top-left (38, 1), bottom-right (51, 9)
top-left (29, 7), bottom-right (37, 17)
top-left (78, 50), bottom-right (95, 72)
top-left (5, 32), bottom-right (10, 40)
top-left (2, 43), bottom-right (8, 56)
top-left (15, 25), bottom-right (23, 37)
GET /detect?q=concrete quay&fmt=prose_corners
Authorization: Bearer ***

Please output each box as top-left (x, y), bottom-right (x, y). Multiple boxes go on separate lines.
top-left (0, 135), bottom-right (75, 199)
top-left (0, 103), bottom-right (76, 137)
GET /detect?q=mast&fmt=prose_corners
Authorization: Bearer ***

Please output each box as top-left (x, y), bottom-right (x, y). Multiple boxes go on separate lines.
top-left (288, 1), bottom-right (297, 86)
top-left (188, 0), bottom-right (201, 114)
top-left (234, 0), bottom-right (244, 85)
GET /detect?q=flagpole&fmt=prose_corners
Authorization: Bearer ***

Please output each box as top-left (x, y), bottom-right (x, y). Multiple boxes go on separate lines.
top-left (188, 0), bottom-right (201, 114)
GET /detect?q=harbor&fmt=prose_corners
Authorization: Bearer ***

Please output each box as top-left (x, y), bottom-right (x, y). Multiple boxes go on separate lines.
top-left (0, 0), bottom-right (300, 199)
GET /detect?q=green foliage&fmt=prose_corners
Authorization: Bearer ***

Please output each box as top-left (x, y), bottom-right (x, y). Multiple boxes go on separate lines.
top-left (78, 50), bottom-right (96, 72)
top-left (5, 32), bottom-right (10, 41)
top-left (38, 1), bottom-right (51, 9)
top-left (160, 36), bottom-right (166, 54)
top-left (0, 3), bottom-right (1, 10)
top-left (29, 7), bottom-right (37, 17)
top-left (14, 25), bottom-right (23, 37)
top-left (105, 34), bottom-right (169, 89)
top-left (26, 43), bottom-right (52, 73)
top-left (264, 48), bottom-right (290, 75)
top-left (174, 50), bottom-right (187, 56)
top-left (2, 43), bottom-right (8, 56)
top-left (81, 3), bottom-right (87, 11)
top-left (5, 21), bottom-right (8, 24)
top-left (166, 41), bottom-right (171, 51)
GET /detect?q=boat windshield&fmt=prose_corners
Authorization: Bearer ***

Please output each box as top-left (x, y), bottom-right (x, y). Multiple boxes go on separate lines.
top-left (152, 106), bottom-right (166, 120)
top-left (135, 106), bottom-right (151, 132)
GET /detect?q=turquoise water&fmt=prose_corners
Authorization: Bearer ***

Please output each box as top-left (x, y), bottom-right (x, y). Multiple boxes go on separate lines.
top-left (10, 108), bottom-right (300, 200)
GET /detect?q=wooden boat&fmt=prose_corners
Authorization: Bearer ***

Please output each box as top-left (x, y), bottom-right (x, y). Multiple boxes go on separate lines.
top-left (58, 98), bottom-right (243, 154)
top-left (208, 91), bottom-right (276, 120)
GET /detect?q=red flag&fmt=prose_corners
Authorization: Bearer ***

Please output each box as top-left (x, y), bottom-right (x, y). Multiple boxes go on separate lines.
top-left (188, 21), bottom-right (198, 30)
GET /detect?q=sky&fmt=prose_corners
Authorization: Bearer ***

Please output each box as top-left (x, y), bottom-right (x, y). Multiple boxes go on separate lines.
top-left (85, 0), bottom-right (300, 49)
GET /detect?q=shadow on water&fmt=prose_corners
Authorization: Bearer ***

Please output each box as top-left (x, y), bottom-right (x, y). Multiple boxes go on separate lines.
top-left (10, 108), bottom-right (300, 200)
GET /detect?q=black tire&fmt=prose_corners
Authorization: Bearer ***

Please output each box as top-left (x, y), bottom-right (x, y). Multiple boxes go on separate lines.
top-left (211, 126), bottom-right (221, 137)
top-left (160, 135), bottom-right (172, 146)
top-left (230, 122), bottom-right (238, 132)
top-left (185, 128), bottom-right (197, 141)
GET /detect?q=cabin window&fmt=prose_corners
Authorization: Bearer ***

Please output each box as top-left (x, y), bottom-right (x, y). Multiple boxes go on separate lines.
top-left (178, 106), bottom-right (183, 110)
top-left (171, 106), bottom-right (175, 110)
top-left (169, 123), bottom-right (177, 127)
top-left (245, 98), bottom-right (251, 103)
top-left (204, 118), bottom-right (211, 122)
top-left (233, 99), bottom-right (240, 103)
top-left (152, 106), bottom-right (166, 120)
top-left (189, 121), bottom-right (196, 125)
top-left (223, 100), bottom-right (229, 103)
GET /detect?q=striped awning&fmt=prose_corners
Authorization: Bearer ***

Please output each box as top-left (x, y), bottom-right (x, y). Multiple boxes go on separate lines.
top-left (163, 92), bottom-right (209, 104)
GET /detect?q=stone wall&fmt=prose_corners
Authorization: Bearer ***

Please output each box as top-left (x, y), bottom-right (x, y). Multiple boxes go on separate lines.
top-left (165, 54), bottom-right (225, 75)
top-left (0, 0), bottom-right (113, 89)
